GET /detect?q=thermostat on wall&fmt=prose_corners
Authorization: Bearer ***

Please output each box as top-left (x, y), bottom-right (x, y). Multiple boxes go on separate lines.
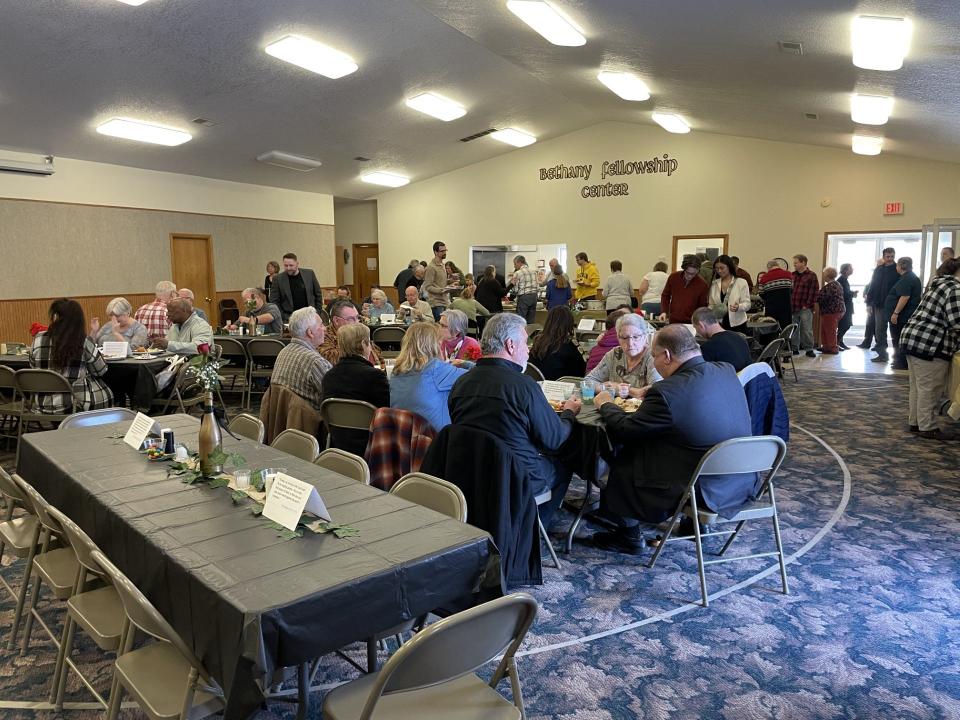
top-left (820, 198), bottom-right (832, 208)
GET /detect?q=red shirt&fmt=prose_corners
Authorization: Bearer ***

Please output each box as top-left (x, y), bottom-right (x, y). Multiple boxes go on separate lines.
top-left (661, 271), bottom-right (709, 323)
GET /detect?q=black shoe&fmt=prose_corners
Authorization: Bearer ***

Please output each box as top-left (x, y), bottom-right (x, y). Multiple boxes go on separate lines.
top-left (871, 353), bottom-right (889, 363)
top-left (814, 345), bottom-right (823, 351)
top-left (838, 343), bottom-right (850, 350)
top-left (891, 363), bottom-right (907, 370)
top-left (856, 342), bottom-right (871, 349)
top-left (592, 529), bottom-right (646, 555)
top-left (909, 425), bottom-right (920, 433)
top-left (792, 350), bottom-right (800, 356)
top-left (919, 428), bottom-right (947, 440)
top-left (805, 350), bottom-right (817, 357)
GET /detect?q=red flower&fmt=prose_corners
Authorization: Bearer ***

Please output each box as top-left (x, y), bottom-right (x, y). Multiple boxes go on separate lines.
top-left (197, 342), bottom-right (210, 355)
top-left (464, 345), bottom-right (482, 361)
top-left (29, 323), bottom-right (48, 337)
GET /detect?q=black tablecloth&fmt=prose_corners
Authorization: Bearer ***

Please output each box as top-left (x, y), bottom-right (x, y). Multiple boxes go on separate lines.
top-left (18, 414), bottom-right (500, 719)
top-left (559, 404), bottom-right (612, 482)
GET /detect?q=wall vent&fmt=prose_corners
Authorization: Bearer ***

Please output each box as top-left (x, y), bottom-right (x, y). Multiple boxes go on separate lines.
top-left (778, 40), bottom-right (803, 55)
top-left (191, 117), bottom-right (217, 127)
top-left (354, 156), bottom-right (370, 162)
top-left (460, 128), bottom-right (497, 142)
top-left (804, 112), bottom-right (820, 120)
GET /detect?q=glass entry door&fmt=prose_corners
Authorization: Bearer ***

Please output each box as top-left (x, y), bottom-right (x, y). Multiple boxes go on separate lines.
top-left (924, 218), bottom-right (960, 280)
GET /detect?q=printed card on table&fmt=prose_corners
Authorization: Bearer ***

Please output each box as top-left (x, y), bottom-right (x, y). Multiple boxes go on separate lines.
top-left (123, 412), bottom-right (160, 449)
top-left (577, 319), bottom-right (596, 332)
top-left (540, 380), bottom-right (576, 403)
top-left (262, 472), bottom-right (331, 531)
top-left (380, 314), bottom-right (396, 324)
top-left (101, 341), bottom-right (129, 358)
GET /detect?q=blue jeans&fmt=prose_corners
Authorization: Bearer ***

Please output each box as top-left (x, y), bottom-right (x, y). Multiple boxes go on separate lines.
top-left (791, 308), bottom-right (814, 350)
top-left (431, 306), bottom-right (444, 322)
top-left (873, 308), bottom-right (889, 354)
top-left (516, 293), bottom-right (538, 324)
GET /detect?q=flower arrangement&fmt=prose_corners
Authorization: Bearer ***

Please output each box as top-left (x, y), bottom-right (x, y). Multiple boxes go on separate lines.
top-left (185, 342), bottom-right (221, 392)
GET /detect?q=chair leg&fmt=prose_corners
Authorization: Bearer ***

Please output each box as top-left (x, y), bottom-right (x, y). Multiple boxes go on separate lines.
top-left (647, 508), bottom-right (683, 569)
top-left (51, 614), bottom-right (77, 708)
top-left (367, 638), bottom-right (379, 673)
top-left (689, 496), bottom-right (709, 607)
top-left (717, 520), bottom-right (746, 556)
top-left (537, 513), bottom-right (561, 570)
top-left (564, 478), bottom-right (597, 554)
top-left (19, 568), bottom-right (44, 655)
top-left (769, 486), bottom-right (790, 595)
top-left (7, 531), bottom-right (39, 650)
top-left (106, 676), bottom-right (124, 720)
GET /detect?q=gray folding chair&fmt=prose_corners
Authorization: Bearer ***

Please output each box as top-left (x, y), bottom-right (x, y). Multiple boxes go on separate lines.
top-left (535, 489), bottom-right (561, 570)
top-left (314, 448), bottom-right (370, 484)
top-left (323, 593), bottom-right (538, 720)
top-left (271, 428), bottom-right (320, 462)
top-left (319, 398), bottom-right (377, 450)
top-left (525, 323), bottom-right (543, 344)
top-left (214, 337), bottom-right (248, 401)
top-left (59, 407), bottom-right (138, 430)
top-left (390, 472), bottom-right (467, 522)
top-left (0, 364), bottom-right (22, 448)
top-left (757, 338), bottom-right (785, 372)
top-left (556, 376), bottom-right (584, 384)
top-left (523, 362), bottom-right (546, 382)
top-left (647, 436), bottom-right (790, 607)
top-left (228, 413), bottom-right (265, 444)
top-left (246, 338), bottom-right (285, 409)
top-left (777, 323), bottom-right (799, 382)
top-left (90, 550), bottom-right (224, 720)
top-left (371, 326), bottom-right (406, 357)
top-left (149, 363), bottom-right (205, 416)
top-left (14, 368), bottom-right (78, 464)
top-left (0, 468), bottom-right (41, 603)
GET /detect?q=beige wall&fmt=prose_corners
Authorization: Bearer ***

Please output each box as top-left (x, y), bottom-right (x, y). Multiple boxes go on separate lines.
top-left (376, 121), bottom-right (960, 283)
top-left (333, 200), bottom-right (379, 284)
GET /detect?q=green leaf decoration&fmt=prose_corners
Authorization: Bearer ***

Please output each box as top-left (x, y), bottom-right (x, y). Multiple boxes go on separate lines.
top-left (187, 355), bottom-right (204, 367)
top-left (251, 469), bottom-right (265, 492)
top-left (180, 471), bottom-right (202, 485)
top-left (251, 502), bottom-right (264, 516)
top-left (231, 490), bottom-right (248, 504)
top-left (314, 521), bottom-right (360, 538)
top-left (207, 447), bottom-right (229, 466)
top-left (228, 453), bottom-right (246, 468)
top-left (207, 476), bottom-right (231, 489)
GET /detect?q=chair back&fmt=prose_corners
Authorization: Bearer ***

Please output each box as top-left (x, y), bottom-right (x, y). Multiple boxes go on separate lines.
top-left (45, 506), bottom-right (104, 577)
top-left (314, 448), bottom-right (370, 484)
top-left (218, 299), bottom-right (238, 311)
top-left (367, 593), bottom-right (537, 707)
top-left (523, 363), bottom-right (545, 382)
top-left (220, 308), bottom-right (240, 325)
top-left (14, 369), bottom-right (76, 411)
top-left (320, 398), bottom-right (377, 432)
top-left (246, 338), bottom-right (286, 364)
top-left (59, 407), bottom-right (137, 430)
top-left (777, 323), bottom-right (797, 343)
top-left (757, 338), bottom-right (785, 366)
top-left (214, 337), bottom-right (248, 366)
top-left (390, 472), bottom-right (467, 522)
top-left (371, 326), bottom-right (406, 346)
top-left (318, 308), bottom-right (331, 325)
top-left (229, 413), bottom-right (265, 443)
top-left (525, 323), bottom-right (543, 343)
top-left (0, 467), bottom-right (28, 505)
top-left (271, 428), bottom-right (320, 462)
top-left (12, 474), bottom-right (63, 535)
top-left (0, 364), bottom-right (16, 393)
top-left (693, 436), bottom-right (787, 479)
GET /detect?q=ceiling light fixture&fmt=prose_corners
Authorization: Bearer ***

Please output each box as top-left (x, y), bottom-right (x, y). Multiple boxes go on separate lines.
top-left (361, 171), bottom-right (410, 188)
top-left (852, 15), bottom-right (911, 71)
top-left (114, 0), bottom-right (151, 5)
top-left (852, 135), bottom-right (883, 155)
top-left (651, 112), bottom-right (690, 134)
top-left (96, 117), bottom-right (192, 146)
top-left (851, 94), bottom-right (894, 125)
top-left (506, 1), bottom-right (585, 46)
top-left (490, 128), bottom-right (537, 147)
top-left (597, 71), bottom-right (650, 101)
top-left (405, 92), bottom-right (467, 121)
top-left (265, 35), bottom-right (358, 79)
top-left (256, 151), bottom-right (322, 172)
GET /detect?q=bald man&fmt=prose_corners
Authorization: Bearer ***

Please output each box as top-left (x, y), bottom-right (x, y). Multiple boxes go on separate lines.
top-left (154, 298), bottom-right (213, 354)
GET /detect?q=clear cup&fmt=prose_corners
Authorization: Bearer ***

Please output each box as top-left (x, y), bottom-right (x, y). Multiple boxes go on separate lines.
top-left (234, 469), bottom-right (251, 490)
top-left (618, 383), bottom-right (630, 399)
top-left (580, 380), bottom-right (595, 403)
top-left (263, 468), bottom-right (286, 498)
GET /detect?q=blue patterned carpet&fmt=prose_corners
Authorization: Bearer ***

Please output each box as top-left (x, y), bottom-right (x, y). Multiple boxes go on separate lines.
top-left (1, 369), bottom-right (959, 719)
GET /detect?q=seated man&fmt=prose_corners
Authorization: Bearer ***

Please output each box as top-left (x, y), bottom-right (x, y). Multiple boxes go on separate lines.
top-left (325, 285), bottom-right (360, 313)
top-left (397, 285), bottom-right (435, 323)
top-left (691, 307), bottom-right (752, 372)
top-left (134, 280), bottom-right (177, 341)
top-left (154, 298), bottom-right (213, 354)
top-left (592, 324), bottom-right (754, 554)
top-left (270, 307), bottom-right (331, 412)
top-left (447, 312), bottom-right (581, 524)
top-left (177, 288), bottom-right (208, 322)
top-left (237, 287), bottom-right (283, 334)
top-left (319, 298), bottom-right (384, 366)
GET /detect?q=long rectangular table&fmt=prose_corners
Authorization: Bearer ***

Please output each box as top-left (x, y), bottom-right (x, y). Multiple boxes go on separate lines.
top-left (18, 414), bottom-right (500, 719)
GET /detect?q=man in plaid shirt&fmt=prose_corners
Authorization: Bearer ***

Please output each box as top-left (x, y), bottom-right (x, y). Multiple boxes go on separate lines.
top-left (134, 280), bottom-right (177, 342)
top-left (791, 254), bottom-right (819, 357)
top-left (270, 307), bottom-right (331, 412)
top-left (508, 255), bottom-right (539, 323)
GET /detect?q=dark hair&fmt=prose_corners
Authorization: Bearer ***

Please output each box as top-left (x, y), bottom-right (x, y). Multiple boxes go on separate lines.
top-left (731, 256), bottom-right (740, 264)
top-left (433, 241), bottom-right (445, 253)
top-left (267, 261), bottom-right (280, 273)
top-left (793, 254), bottom-right (808, 264)
top-left (882, 247), bottom-right (896, 255)
top-left (46, 298), bottom-right (87, 370)
top-left (329, 298), bottom-right (357, 318)
top-left (282, 252), bottom-right (298, 261)
top-left (937, 258), bottom-right (960, 277)
top-left (942, 247), bottom-right (956, 258)
top-left (338, 285), bottom-right (350, 293)
top-left (552, 264), bottom-right (569, 289)
top-left (576, 252), bottom-right (588, 262)
top-left (605, 308), bottom-right (629, 329)
top-left (713, 254), bottom-right (737, 276)
top-left (531, 306), bottom-right (575, 359)
top-left (655, 324), bottom-right (700, 358)
top-left (654, 261), bottom-right (668, 273)
top-left (420, 260), bottom-right (428, 267)
top-left (445, 260), bottom-right (463, 275)
top-left (610, 260), bottom-right (623, 272)
top-left (681, 255), bottom-right (699, 270)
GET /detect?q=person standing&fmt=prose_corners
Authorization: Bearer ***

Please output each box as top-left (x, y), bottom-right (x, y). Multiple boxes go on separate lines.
top-left (475, 265), bottom-right (507, 314)
top-left (757, 259), bottom-right (793, 333)
top-left (394, 259), bottom-right (420, 295)
top-left (540, 258), bottom-right (571, 289)
top-left (864, 248), bottom-right (899, 362)
top-left (837, 263), bottom-right (856, 350)
top-left (423, 242), bottom-right (453, 321)
top-left (708, 255), bottom-right (751, 331)
top-left (264, 261), bottom-right (280, 297)
top-left (885, 257), bottom-right (922, 369)
top-left (508, 255), bottom-right (539, 323)
top-left (790, 254), bottom-right (819, 357)
top-left (603, 260), bottom-right (634, 310)
top-left (731, 256), bottom-right (754, 292)
top-left (638, 262), bottom-right (669, 316)
top-left (544, 264), bottom-right (573, 309)
top-left (816, 268), bottom-right (845, 354)
top-left (573, 252), bottom-right (600, 302)
top-left (269, 252), bottom-right (323, 321)
top-left (660, 255), bottom-right (708, 324)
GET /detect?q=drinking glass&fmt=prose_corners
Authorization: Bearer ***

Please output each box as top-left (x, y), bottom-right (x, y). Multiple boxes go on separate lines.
top-left (263, 467), bottom-right (287, 498)
top-left (618, 383), bottom-right (630, 399)
top-left (234, 469), bottom-right (251, 490)
top-left (580, 380), bottom-right (595, 403)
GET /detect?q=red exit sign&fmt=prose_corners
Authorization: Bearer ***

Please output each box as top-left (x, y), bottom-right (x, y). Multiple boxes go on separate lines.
top-left (884, 201), bottom-right (904, 215)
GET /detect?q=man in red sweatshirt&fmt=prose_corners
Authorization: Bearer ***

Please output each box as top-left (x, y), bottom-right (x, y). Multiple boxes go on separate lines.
top-left (661, 255), bottom-right (709, 324)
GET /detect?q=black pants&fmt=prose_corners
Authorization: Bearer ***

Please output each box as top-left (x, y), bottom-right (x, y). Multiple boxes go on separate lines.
top-left (837, 306), bottom-right (854, 345)
top-left (862, 306), bottom-right (875, 346)
top-left (890, 316), bottom-right (906, 365)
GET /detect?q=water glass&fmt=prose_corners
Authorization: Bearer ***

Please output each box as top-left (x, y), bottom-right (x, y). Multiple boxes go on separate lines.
top-left (618, 383), bottom-right (630, 399)
top-left (580, 380), bottom-right (595, 403)
top-left (263, 468), bottom-right (286, 498)
top-left (234, 469), bottom-right (251, 490)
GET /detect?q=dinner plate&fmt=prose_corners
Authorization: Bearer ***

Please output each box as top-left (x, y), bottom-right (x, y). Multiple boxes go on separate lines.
top-left (132, 351), bottom-right (166, 359)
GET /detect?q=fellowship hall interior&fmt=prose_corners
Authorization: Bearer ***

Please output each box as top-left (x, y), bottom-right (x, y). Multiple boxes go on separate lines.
top-left (1, 1), bottom-right (958, 719)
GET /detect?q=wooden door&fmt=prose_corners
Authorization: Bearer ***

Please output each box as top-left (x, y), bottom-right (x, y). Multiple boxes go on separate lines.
top-left (352, 244), bottom-right (380, 301)
top-left (170, 234), bottom-right (216, 323)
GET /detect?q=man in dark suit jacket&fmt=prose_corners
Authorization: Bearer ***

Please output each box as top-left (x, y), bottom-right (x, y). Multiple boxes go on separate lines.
top-left (269, 252), bottom-right (323, 321)
top-left (592, 324), bottom-right (755, 554)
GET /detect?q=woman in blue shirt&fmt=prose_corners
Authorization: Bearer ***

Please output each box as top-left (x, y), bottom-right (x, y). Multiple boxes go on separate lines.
top-left (545, 265), bottom-right (573, 309)
top-left (389, 322), bottom-right (468, 431)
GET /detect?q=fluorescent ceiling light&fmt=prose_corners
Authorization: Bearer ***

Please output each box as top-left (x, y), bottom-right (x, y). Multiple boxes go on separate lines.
top-left (651, 112), bottom-right (690, 134)
top-left (405, 92), bottom-right (467, 121)
top-left (597, 71), bottom-right (650, 101)
top-left (256, 150), bottom-right (322, 172)
top-left (361, 171), bottom-right (410, 188)
top-left (265, 35), bottom-right (358, 79)
top-left (852, 15), bottom-right (911, 71)
top-left (851, 94), bottom-right (894, 125)
top-left (96, 117), bottom-right (192, 146)
top-left (115, 0), bottom-right (151, 5)
top-left (506, 1), bottom-right (585, 46)
top-left (490, 128), bottom-right (537, 147)
top-left (852, 135), bottom-right (883, 155)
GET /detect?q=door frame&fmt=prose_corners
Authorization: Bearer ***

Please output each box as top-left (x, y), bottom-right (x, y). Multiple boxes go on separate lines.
top-left (672, 234), bottom-right (728, 271)
top-left (820, 228), bottom-right (919, 273)
top-left (352, 243), bottom-right (380, 298)
top-left (169, 233), bottom-right (217, 321)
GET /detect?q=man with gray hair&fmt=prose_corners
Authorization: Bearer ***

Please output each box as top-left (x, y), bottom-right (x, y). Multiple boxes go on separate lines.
top-left (508, 255), bottom-right (539, 323)
top-left (177, 288), bottom-right (208, 322)
top-left (884, 256), bottom-right (921, 369)
top-left (134, 280), bottom-right (178, 341)
top-left (237, 287), bottom-right (283, 334)
top-left (393, 259), bottom-right (421, 294)
top-left (447, 313), bottom-right (581, 525)
top-left (269, 307), bottom-right (331, 412)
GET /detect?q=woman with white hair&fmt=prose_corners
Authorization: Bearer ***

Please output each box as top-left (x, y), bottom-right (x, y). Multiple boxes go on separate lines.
top-left (585, 313), bottom-right (660, 397)
top-left (439, 308), bottom-right (481, 363)
top-left (363, 288), bottom-right (395, 320)
top-left (89, 297), bottom-right (149, 351)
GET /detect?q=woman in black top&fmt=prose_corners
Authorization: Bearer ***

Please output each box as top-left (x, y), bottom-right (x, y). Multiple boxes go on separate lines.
top-left (475, 264), bottom-right (507, 313)
top-left (529, 306), bottom-right (586, 381)
top-left (264, 261), bottom-right (279, 296)
top-left (837, 263), bottom-right (856, 350)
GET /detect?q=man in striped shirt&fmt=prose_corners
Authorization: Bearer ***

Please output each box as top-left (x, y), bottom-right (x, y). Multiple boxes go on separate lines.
top-left (509, 255), bottom-right (539, 323)
top-left (134, 280), bottom-right (177, 342)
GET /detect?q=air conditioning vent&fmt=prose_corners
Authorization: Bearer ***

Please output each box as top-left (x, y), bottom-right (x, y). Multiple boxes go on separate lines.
top-left (778, 40), bottom-right (803, 55)
top-left (354, 156), bottom-right (370, 162)
top-left (191, 117), bottom-right (217, 127)
top-left (460, 128), bottom-right (497, 142)
top-left (804, 112), bottom-right (820, 120)
top-left (255, 150), bottom-right (322, 172)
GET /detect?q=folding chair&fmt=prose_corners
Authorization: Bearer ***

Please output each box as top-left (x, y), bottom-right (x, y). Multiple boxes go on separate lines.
top-left (523, 362), bottom-right (545, 382)
top-left (246, 338), bottom-right (285, 409)
top-left (390, 472), bottom-right (467, 522)
top-left (14, 368), bottom-right (78, 465)
top-left (0, 468), bottom-right (41, 603)
top-left (757, 338), bottom-right (785, 373)
top-left (372, 326), bottom-right (406, 358)
top-left (320, 398), bottom-right (377, 450)
top-left (271, 428), bottom-right (320, 462)
top-left (214, 337), bottom-right (248, 401)
top-left (0, 364), bottom-right (22, 448)
top-left (323, 593), bottom-right (537, 720)
top-left (314, 448), bottom-right (370, 484)
top-left (59, 407), bottom-right (137, 430)
top-left (219, 307), bottom-right (240, 325)
top-left (647, 435), bottom-right (790, 607)
top-left (228, 413), bottom-right (265, 444)
top-left (777, 323), bottom-right (799, 382)
top-left (535, 489), bottom-right (561, 570)
top-left (556, 376), bottom-right (584, 384)
top-left (149, 364), bottom-right (205, 416)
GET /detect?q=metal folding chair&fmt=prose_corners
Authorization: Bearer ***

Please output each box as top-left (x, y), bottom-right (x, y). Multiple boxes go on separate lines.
top-left (523, 362), bottom-right (546, 382)
top-left (271, 428), bottom-right (320, 462)
top-left (59, 407), bottom-right (137, 430)
top-left (228, 412), bottom-right (265, 444)
top-left (319, 398), bottom-right (377, 450)
top-left (13, 368), bottom-right (78, 465)
top-left (777, 323), bottom-right (799, 382)
top-left (246, 338), bottom-right (285, 409)
top-left (314, 448), bottom-right (370, 484)
top-left (390, 472), bottom-right (466, 522)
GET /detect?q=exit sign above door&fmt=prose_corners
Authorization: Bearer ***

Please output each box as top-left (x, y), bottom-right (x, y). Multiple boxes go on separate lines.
top-left (884, 201), bottom-right (904, 215)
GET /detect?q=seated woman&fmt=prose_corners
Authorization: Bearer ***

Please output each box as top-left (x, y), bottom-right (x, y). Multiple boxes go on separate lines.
top-left (363, 288), bottom-right (395, 320)
top-left (586, 313), bottom-right (660, 397)
top-left (529, 306), bottom-right (586, 381)
top-left (449, 285), bottom-right (490, 324)
top-left (586, 308), bottom-right (630, 373)
top-left (389, 322), bottom-right (468, 432)
top-left (31, 298), bottom-right (114, 413)
top-left (89, 297), bottom-right (149, 352)
top-left (439, 308), bottom-right (481, 364)
top-left (320, 323), bottom-right (390, 456)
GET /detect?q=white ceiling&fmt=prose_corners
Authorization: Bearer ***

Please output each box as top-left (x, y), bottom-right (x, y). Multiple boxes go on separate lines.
top-left (1, 0), bottom-right (958, 200)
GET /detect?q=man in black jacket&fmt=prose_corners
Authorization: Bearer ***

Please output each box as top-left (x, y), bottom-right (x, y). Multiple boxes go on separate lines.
top-left (592, 324), bottom-right (755, 554)
top-left (865, 247), bottom-right (899, 361)
top-left (269, 252), bottom-right (324, 321)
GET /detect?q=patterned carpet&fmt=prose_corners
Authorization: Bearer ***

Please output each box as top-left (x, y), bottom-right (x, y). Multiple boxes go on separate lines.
top-left (1, 368), bottom-right (959, 719)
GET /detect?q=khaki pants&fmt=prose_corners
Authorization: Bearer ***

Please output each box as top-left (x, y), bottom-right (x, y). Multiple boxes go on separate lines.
top-left (907, 355), bottom-right (949, 431)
